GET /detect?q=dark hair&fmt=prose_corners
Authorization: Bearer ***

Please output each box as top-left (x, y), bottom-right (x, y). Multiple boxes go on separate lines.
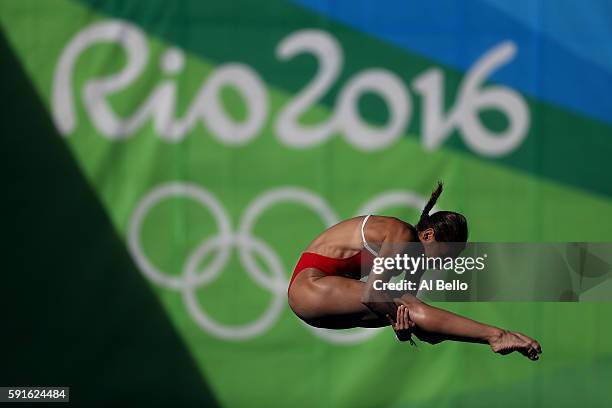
top-left (416, 182), bottom-right (468, 242)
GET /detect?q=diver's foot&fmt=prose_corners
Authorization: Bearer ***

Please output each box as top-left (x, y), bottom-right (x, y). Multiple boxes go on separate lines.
top-left (489, 330), bottom-right (542, 361)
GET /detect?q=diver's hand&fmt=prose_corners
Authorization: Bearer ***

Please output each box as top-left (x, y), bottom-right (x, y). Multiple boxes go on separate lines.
top-left (387, 304), bottom-right (415, 342)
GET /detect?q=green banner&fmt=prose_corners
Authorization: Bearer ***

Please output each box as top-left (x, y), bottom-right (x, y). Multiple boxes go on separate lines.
top-left (2, 0), bottom-right (611, 406)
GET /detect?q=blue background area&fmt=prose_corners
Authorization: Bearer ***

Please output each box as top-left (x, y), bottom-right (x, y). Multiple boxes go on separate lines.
top-left (292, 0), bottom-right (612, 123)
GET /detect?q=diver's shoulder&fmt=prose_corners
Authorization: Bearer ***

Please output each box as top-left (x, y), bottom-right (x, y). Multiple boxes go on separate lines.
top-left (370, 216), bottom-right (416, 240)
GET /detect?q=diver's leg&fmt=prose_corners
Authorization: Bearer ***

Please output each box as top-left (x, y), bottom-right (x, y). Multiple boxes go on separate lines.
top-left (288, 272), bottom-right (542, 359)
top-left (288, 270), bottom-right (390, 329)
top-left (395, 296), bottom-right (542, 360)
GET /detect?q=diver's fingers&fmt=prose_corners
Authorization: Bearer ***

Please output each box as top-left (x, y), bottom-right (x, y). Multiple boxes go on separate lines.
top-left (403, 306), bottom-right (410, 330)
top-left (397, 305), bottom-right (406, 330)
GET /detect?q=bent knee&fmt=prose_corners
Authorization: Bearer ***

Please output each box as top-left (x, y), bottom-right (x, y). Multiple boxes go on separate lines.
top-left (287, 279), bottom-right (330, 321)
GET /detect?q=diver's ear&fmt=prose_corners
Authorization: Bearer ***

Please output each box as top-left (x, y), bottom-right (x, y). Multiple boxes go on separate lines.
top-left (419, 228), bottom-right (435, 243)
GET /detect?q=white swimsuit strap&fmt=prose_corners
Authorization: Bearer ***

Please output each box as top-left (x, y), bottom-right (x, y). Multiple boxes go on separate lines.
top-left (361, 215), bottom-right (379, 256)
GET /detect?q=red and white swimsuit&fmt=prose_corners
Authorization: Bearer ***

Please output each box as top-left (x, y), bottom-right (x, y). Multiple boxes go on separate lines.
top-left (288, 215), bottom-right (379, 291)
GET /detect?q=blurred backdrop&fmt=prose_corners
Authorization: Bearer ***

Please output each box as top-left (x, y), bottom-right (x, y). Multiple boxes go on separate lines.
top-left (2, 0), bottom-right (612, 406)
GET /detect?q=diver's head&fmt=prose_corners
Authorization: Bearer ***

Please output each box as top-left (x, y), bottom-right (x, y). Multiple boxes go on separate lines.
top-left (416, 182), bottom-right (468, 258)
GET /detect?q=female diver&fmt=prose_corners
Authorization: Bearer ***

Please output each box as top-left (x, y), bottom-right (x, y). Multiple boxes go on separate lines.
top-left (287, 183), bottom-right (542, 360)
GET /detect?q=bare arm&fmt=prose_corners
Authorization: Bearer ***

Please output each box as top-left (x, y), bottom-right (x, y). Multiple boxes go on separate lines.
top-left (361, 224), bottom-right (411, 321)
top-left (360, 223), bottom-right (415, 337)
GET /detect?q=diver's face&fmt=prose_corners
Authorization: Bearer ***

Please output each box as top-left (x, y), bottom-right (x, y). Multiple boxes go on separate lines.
top-left (423, 242), bottom-right (465, 258)
top-left (440, 242), bottom-right (465, 258)
top-left (423, 241), bottom-right (448, 258)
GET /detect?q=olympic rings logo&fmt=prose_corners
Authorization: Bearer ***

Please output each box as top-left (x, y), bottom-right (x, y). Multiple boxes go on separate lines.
top-left (128, 183), bottom-right (429, 344)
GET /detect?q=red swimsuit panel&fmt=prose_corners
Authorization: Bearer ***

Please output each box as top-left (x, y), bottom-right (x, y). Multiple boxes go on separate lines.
top-left (288, 249), bottom-right (376, 291)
